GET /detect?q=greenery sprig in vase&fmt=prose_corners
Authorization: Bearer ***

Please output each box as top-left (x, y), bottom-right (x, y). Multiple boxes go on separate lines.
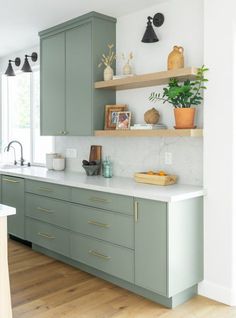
top-left (98, 44), bottom-right (116, 81)
top-left (149, 66), bottom-right (208, 128)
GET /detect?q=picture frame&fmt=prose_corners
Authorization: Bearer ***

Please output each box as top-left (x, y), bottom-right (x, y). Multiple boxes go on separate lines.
top-left (116, 111), bottom-right (132, 130)
top-left (104, 104), bottom-right (127, 130)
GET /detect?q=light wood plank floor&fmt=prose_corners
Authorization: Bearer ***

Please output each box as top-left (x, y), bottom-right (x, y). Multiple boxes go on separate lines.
top-left (9, 239), bottom-right (236, 318)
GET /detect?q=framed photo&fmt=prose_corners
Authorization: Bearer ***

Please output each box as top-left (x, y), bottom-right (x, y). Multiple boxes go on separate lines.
top-left (104, 104), bottom-right (127, 130)
top-left (116, 112), bottom-right (132, 130)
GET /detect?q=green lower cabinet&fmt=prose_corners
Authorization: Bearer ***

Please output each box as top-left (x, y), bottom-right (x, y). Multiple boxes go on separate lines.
top-left (2, 175), bottom-right (25, 239)
top-left (134, 199), bottom-right (167, 296)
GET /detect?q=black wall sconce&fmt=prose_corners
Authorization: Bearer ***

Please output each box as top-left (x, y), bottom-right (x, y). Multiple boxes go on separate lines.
top-left (21, 52), bottom-right (38, 72)
top-left (142, 13), bottom-right (165, 43)
top-left (5, 57), bottom-right (21, 76)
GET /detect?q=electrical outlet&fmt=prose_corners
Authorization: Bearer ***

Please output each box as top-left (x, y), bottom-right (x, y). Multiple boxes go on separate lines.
top-left (66, 148), bottom-right (77, 159)
top-left (164, 152), bottom-right (172, 165)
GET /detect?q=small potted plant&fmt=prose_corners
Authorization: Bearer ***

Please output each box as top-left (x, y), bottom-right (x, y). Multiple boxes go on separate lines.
top-left (149, 66), bottom-right (208, 129)
top-left (98, 43), bottom-right (116, 81)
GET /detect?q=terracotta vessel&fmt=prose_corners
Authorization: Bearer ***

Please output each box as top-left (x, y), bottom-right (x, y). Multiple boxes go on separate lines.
top-left (168, 46), bottom-right (184, 70)
top-left (174, 108), bottom-right (196, 129)
top-left (144, 107), bottom-right (160, 124)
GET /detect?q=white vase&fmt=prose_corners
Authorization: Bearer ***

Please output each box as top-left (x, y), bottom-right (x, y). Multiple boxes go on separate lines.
top-left (104, 66), bottom-right (114, 81)
top-left (123, 63), bottom-right (132, 75)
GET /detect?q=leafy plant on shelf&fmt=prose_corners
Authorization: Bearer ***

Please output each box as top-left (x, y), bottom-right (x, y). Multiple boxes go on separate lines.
top-left (149, 66), bottom-right (209, 108)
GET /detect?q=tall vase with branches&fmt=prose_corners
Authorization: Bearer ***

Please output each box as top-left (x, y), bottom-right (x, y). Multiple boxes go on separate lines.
top-left (98, 44), bottom-right (116, 81)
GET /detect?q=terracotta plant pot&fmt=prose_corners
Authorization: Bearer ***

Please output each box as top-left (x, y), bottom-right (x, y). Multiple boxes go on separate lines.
top-left (174, 108), bottom-right (196, 129)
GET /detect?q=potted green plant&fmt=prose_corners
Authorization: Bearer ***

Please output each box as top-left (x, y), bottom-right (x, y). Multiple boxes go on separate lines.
top-left (149, 66), bottom-right (208, 129)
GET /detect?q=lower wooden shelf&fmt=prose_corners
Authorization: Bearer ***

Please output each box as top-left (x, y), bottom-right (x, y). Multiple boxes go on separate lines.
top-left (94, 129), bottom-right (203, 137)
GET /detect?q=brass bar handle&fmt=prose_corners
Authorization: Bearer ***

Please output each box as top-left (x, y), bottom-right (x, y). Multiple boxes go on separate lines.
top-left (88, 220), bottom-right (110, 228)
top-left (37, 232), bottom-right (56, 239)
top-left (134, 201), bottom-right (138, 222)
top-left (38, 187), bottom-right (53, 192)
top-left (37, 207), bottom-right (54, 214)
top-left (89, 197), bottom-right (110, 204)
top-left (2, 178), bottom-right (19, 184)
top-left (89, 250), bottom-right (111, 260)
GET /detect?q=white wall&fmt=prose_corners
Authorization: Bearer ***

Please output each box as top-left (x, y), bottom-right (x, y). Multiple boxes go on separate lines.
top-left (199, 0), bottom-right (236, 305)
top-left (56, 0), bottom-right (204, 185)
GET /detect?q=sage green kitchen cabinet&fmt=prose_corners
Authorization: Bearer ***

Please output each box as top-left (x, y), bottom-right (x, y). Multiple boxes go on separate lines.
top-left (39, 12), bottom-right (116, 136)
top-left (134, 199), bottom-right (167, 296)
top-left (134, 197), bottom-right (203, 299)
top-left (2, 176), bottom-right (25, 239)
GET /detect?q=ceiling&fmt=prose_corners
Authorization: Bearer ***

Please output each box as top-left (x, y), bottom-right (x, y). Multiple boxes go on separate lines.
top-left (0, 0), bottom-right (162, 58)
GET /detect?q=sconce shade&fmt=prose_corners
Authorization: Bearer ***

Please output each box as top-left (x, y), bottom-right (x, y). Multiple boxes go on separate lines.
top-left (5, 61), bottom-right (15, 76)
top-left (142, 17), bottom-right (159, 43)
top-left (21, 57), bottom-right (32, 72)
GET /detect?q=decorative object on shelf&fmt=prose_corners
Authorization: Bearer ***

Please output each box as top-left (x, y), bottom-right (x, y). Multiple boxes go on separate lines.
top-left (131, 123), bottom-right (167, 130)
top-left (134, 171), bottom-right (177, 186)
top-left (122, 52), bottom-right (133, 75)
top-left (142, 13), bottom-right (165, 43)
top-left (4, 57), bottom-right (21, 76)
top-left (52, 156), bottom-right (65, 171)
top-left (149, 66), bottom-right (209, 129)
top-left (168, 46), bottom-right (184, 70)
top-left (104, 104), bottom-right (127, 130)
top-left (144, 107), bottom-right (160, 124)
top-left (21, 52), bottom-right (38, 72)
top-left (102, 156), bottom-right (113, 178)
top-left (116, 112), bottom-right (132, 130)
top-left (98, 44), bottom-right (116, 81)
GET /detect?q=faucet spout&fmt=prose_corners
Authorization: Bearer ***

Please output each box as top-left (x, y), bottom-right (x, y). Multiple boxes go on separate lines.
top-left (6, 140), bottom-right (24, 166)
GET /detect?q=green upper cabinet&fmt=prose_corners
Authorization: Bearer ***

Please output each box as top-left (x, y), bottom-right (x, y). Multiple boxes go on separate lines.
top-left (39, 12), bottom-right (116, 136)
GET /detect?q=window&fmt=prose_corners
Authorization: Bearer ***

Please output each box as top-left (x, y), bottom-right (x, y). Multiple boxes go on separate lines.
top-left (1, 67), bottom-right (54, 165)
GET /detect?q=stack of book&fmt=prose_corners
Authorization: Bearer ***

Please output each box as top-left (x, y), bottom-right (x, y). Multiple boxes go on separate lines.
top-left (130, 124), bottom-right (167, 130)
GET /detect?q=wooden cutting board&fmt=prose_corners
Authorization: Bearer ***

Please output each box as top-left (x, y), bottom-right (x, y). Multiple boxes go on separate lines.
top-left (134, 172), bottom-right (177, 186)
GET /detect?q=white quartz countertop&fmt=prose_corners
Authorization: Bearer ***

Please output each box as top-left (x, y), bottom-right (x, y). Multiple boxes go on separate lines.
top-left (0, 204), bottom-right (16, 217)
top-left (0, 166), bottom-right (205, 202)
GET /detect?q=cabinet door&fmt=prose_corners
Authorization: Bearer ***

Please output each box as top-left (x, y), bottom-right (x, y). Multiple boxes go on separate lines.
top-left (2, 176), bottom-right (25, 239)
top-left (135, 198), bottom-right (167, 296)
top-left (65, 23), bottom-right (92, 135)
top-left (41, 32), bottom-right (66, 135)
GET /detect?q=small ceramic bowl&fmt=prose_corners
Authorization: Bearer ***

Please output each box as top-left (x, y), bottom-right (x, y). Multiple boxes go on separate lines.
top-left (82, 161), bottom-right (101, 176)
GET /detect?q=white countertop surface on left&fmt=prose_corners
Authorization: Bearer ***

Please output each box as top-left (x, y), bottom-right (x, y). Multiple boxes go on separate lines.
top-left (0, 204), bottom-right (16, 217)
top-left (0, 166), bottom-right (205, 202)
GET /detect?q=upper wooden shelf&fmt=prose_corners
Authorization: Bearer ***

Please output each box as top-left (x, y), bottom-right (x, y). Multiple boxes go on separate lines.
top-left (94, 129), bottom-right (203, 137)
top-left (95, 67), bottom-right (198, 91)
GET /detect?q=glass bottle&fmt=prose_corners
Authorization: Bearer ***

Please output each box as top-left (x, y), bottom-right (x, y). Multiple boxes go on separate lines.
top-left (102, 156), bottom-right (113, 178)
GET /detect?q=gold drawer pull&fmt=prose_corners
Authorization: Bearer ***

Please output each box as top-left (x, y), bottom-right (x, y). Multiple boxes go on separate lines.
top-left (37, 207), bottom-right (54, 214)
top-left (89, 197), bottom-right (110, 204)
top-left (38, 232), bottom-right (56, 240)
top-left (89, 250), bottom-right (111, 260)
top-left (88, 220), bottom-right (110, 228)
top-left (38, 187), bottom-right (53, 192)
top-left (3, 178), bottom-right (19, 183)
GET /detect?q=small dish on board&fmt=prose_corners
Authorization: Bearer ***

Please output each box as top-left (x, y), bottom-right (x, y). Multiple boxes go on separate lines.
top-left (134, 172), bottom-right (177, 186)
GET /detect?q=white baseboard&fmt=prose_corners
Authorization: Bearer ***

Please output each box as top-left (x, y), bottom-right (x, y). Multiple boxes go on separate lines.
top-left (198, 281), bottom-right (236, 306)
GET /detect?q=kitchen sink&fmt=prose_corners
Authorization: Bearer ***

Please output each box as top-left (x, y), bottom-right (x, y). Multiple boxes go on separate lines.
top-left (0, 164), bottom-right (22, 169)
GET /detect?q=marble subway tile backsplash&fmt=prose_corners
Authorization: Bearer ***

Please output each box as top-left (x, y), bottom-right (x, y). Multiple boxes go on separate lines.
top-left (55, 137), bottom-right (203, 186)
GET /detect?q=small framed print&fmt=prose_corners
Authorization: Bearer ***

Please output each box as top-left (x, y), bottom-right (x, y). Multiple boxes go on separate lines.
top-left (116, 112), bottom-right (132, 130)
top-left (104, 104), bottom-right (127, 130)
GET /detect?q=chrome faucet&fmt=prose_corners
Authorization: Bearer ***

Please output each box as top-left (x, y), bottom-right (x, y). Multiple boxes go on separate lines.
top-left (6, 140), bottom-right (25, 166)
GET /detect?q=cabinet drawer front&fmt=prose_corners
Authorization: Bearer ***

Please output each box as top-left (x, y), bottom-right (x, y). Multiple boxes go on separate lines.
top-left (25, 194), bottom-right (69, 229)
top-left (70, 233), bottom-right (134, 283)
top-left (70, 204), bottom-right (134, 249)
top-left (25, 180), bottom-right (70, 201)
top-left (71, 188), bottom-right (133, 215)
top-left (25, 218), bottom-right (69, 257)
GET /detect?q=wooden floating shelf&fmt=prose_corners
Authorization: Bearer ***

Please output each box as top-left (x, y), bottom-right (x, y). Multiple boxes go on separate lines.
top-left (94, 129), bottom-right (203, 137)
top-left (95, 67), bottom-right (198, 91)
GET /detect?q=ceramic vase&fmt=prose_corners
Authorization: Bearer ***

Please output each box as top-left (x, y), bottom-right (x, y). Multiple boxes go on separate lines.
top-left (104, 66), bottom-right (114, 81)
top-left (123, 63), bottom-right (132, 75)
top-left (168, 46), bottom-right (184, 70)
